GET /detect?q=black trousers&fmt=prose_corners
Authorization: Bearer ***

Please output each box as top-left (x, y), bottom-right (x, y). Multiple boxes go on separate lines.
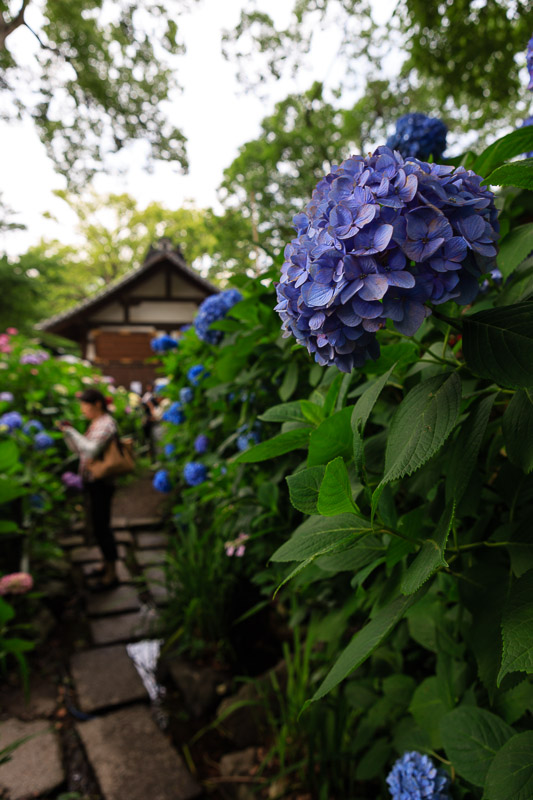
top-left (86, 480), bottom-right (117, 562)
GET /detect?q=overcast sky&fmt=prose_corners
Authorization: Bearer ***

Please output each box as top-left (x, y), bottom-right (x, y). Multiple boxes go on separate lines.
top-left (0, 0), bottom-right (396, 256)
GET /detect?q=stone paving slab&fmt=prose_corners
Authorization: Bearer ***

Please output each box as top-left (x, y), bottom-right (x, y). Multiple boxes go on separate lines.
top-left (135, 549), bottom-right (166, 567)
top-left (58, 534), bottom-right (85, 548)
top-left (76, 706), bottom-right (201, 800)
top-left (71, 645), bottom-right (148, 712)
top-left (115, 529), bottom-right (134, 545)
top-left (143, 567), bottom-right (169, 605)
top-left (0, 719), bottom-right (64, 799)
top-left (90, 610), bottom-right (159, 645)
top-left (86, 585), bottom-right (141, 617)
top-left (71, 544), bottom-right (128, 563)
top-left (136, 532), bottom-right (169, 549)
top-left (126, 515), bottom-right (161, 529)
top-left (111, 516), bottom-right (128, 529)
top-left (82, 560), bottom-right (133, 584)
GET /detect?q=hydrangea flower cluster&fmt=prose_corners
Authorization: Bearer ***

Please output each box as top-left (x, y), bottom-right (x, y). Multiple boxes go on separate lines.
top-left (225, 533), bottom-right (249, 557)
top-left (236, 423), bottom-right (261, 452)
top-left (23, 419), bottom-right (44, 435)
top-left (0, 572), bottom-right (34, 596)
top-left (276, 146), bottom-right (498, 372)
top-left (30, 493), bottom-right (45, 510)
top-left (183, 462), bottom-right (208, 487)
top-left (194, 289), bottom-right (243, 344)
top-left (153, 469), bottom-right (172, 493)
top-left (151, 334), bottom-right (179, 353)
top-left (526, 36), bottom-right (533, 92)
top-left (0, 329), bottom-right (17, 354)
top-left (194, 434), bottom-right (209, 454)
top-left (162, 402), bottom-right (185, 425)
top-left (62, 471), bottom-right (84, 490)
top-left (0, 392), bottom-right (13, 402)
top-left (20, 350), bottom-right (49, 365)
top-left (180, 387), bottom-right (194, 404)
top-left (387, 114), bottom-right (448, 161)
top-left (164, 443), bottom-right (176, 458)
top-left (34, 432), bottom-right (54, 450)
top-left (387, 752), bottom-right (450, 800)
top-left (187, 364), bottom-right (209, 386)
top-left (522, 115), bottom-right (533, 158)
top-left (0, 411), bottom-right (23, 431)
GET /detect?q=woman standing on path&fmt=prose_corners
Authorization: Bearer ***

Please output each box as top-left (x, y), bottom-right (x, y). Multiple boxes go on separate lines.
top-left (57, 388), bottom-right (119, 589)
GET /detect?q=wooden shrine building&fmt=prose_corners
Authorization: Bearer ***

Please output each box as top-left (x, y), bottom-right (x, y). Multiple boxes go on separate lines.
top-left (38, 238), bottom-right (217, 388)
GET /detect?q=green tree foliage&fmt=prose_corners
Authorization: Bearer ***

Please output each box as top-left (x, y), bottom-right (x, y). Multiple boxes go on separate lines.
top-left (0, 253), bottom-right (65, 330)
top-left (0, 0), bottom-right (192, 183)
top-left (223, 0), bottom-right (532, 134)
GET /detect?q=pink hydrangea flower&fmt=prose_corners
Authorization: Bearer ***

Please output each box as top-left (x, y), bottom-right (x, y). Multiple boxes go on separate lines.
top-left (6, 328), bottom-right (18, 335)
top-left (225, 533), bottom-right (250, 557)
top-left (0, 572), bottom-right (33, 595)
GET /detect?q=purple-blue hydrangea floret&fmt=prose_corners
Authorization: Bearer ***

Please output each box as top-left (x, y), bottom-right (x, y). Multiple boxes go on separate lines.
top-left (150, 334), bottom-right (179, 353)
top-left (187, 364), bottom-right (209, 386)
top-left (526, 36), bottom-right (533, 92)
top-left (162, 402), bottom-right (185, 425)
top-left (34, 432), bottom-right (54, 450)
top-left (194, 289), bottom-right (243, 344)
top-left (164, 443), bottom-right (175, 457)
top-left (276, 146), bottom-right (498, 372)
top-left (0, 392), bottom-right (14, 403)
top-left (521, 115), bottom-right (533, 158)
top-left (153, 469), bottom-right (172, 493)
top-left (0, 411), bottom-right (23, 430)
top-left (179, 387), bottom-right (194, 404)
top-left (23, 419), bottom-right (44, 435)
top-left (183, 461), bottom-right (208, 486)
top-left (30, 493), bottom-right (45, 510)
top-left (387, 113), bottom-right (448, 161)
top-left (194, 434), bottom-right (209, 454)
top-left (387, 751), bottom-right (450, 800)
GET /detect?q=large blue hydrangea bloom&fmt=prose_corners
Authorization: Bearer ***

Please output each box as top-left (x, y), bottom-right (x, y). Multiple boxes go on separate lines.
top-left (276, 146), bottom-right (498, 372)
top-left (34, 432), bottom-right (54, 450)
top-left (387, 114), bottom-right (447, 162)
top-left (187, 364), bottom-right (209, 386)
top-left (151, 334), bottom-right (178, 353)
top-left (387, 752), bottom-right (450, 800)
top-left (194, 434), bottom-right (209, 454)
top-left (183, 461), bottom-right (208, 487)
top-left (526, 36), bottom-right (533, 92)
top-left (0, 411), bottom-right (23, 431)
top-left (153, 469), bottom-right (172, 493)
top-left (194, 289), bottom-right (243, 344)
top-left (162, 402), bottom-right (185, 425)
top-left (180, 387), bottom-right (194, 404)
top-left (23, 419), bottom-right (44, 435)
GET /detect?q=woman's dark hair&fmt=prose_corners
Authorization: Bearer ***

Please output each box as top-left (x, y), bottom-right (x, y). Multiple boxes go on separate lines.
top-left (79, 388), bottom-right (109, 412)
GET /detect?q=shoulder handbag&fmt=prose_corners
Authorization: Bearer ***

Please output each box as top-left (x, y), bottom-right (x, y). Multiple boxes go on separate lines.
top-left (86, 435), bottom-right (135, 480)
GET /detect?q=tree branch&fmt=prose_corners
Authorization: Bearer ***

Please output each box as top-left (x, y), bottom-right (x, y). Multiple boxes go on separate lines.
top-left (0, 0), bottom-right (30, 50)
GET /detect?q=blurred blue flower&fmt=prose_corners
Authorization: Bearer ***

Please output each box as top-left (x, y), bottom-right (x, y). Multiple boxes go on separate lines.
top-left (0, 392), bottom-right (14, 403)
top-left (30, 493), bottom-right (45, 510)
top-left (194, 434), bottom-right (209, 454)
top-left (526, 36), bottom-right (533, 92)
top-left (151, 334), bottom-right (179, 353)
top-left (387, 113), bottom-right (447, 161)
top-left (387, 751), bottom-right (450, 800)
top-left (236, 422), bottom-right (261, 451)
top-left (0, 411), bottom-right (23, 431)
top-left (180, 387), bottom-right (194, 404)
top-left (153, 469), bottom-right (172, 493)
top-left (162, 402), bottom-right (185, 425)
top-left (187, 364), bottom-right (209, 386)
top-left (34, 432), bottom-right (54, 450)
top-left (194, 289), bottom-right (243, 344)
top-left (164, 443), bottom-right (176, 457)
top-left (23, 419), bottom-right (44, 435)
top-left (276, 147), bottom-right (498, 372)
top-left (521, 115), bottom-right (533, 158)
top-left (183, 462), bottom-right (207, 487)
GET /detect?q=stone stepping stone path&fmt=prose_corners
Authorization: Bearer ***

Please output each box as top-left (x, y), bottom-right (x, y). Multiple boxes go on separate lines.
top-left (86, 584), bottom-right (141, 616)
top-left (0, 719), bottom-right (65, 799)
top-left (76, 705), bottom-right (201, 800)
top-left (136, 531), bottom-right (169, 549)
top-left (143, 566), bottom-right (169, 606)
top-left (71, 543), bottom-right (128, 564)
top-left (135, 548), bottom-right (167, 567)
top-left (70, 645), bottom-right (149, 712)
top-left (82, 559), bottom-right (134, 584)
top-left (90, 610), bottom-right (159, 646)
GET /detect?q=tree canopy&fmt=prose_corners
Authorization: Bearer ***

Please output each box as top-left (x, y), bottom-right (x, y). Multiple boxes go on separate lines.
top-left (0, 0), bottom-right (192, 184)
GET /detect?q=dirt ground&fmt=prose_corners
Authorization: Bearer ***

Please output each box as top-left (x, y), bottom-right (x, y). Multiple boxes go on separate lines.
top-left (112, 470), bottom-right (167, 521)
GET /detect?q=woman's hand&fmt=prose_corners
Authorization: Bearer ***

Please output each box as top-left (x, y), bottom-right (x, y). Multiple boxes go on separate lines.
top-left (55, 420), bottom-right (73, 431)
